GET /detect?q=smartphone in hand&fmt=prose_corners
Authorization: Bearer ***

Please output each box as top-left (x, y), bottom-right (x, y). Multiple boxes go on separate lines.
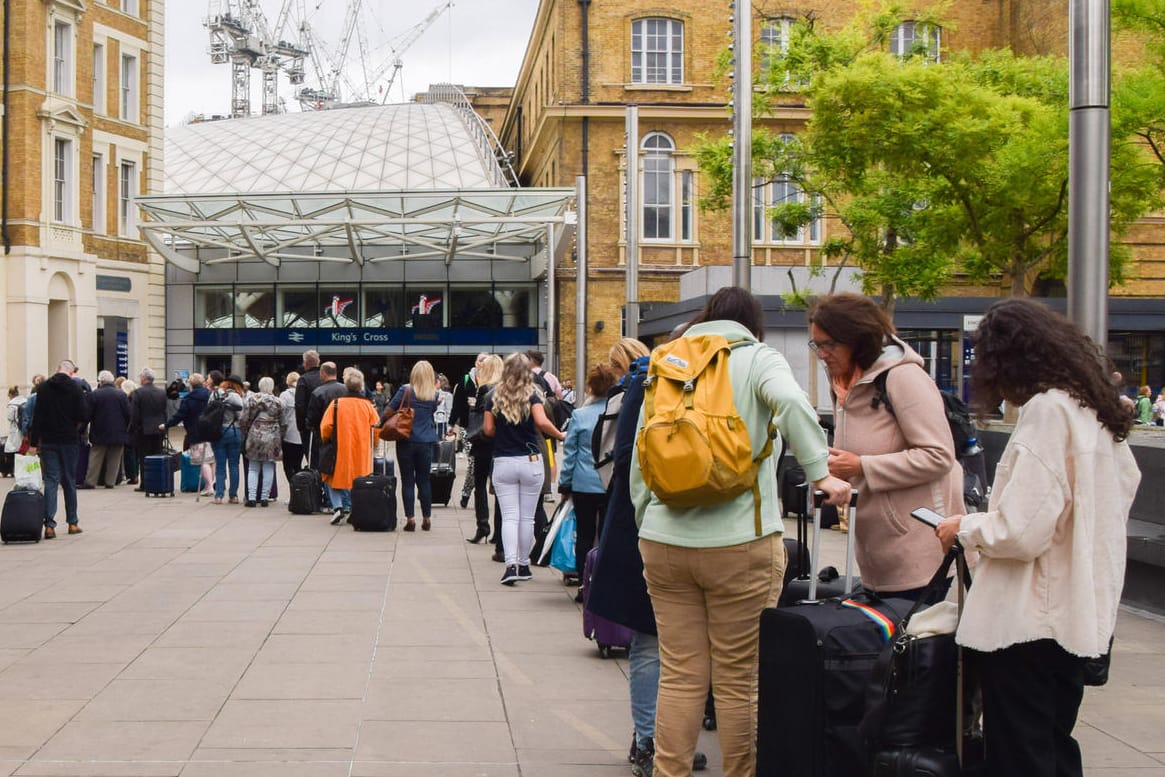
top-left (910, 507), bottom-right (945, 529)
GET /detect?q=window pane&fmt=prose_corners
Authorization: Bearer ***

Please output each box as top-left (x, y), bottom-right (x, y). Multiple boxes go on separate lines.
top-left (93, 44), bottom-right (105, 113)
top-left (281, 287), bottom-right (317, 327)
top-left (752, 178), bottom-right (765, 241)
top-left (54, 140), bottom-right (68, 222)
top-left (363, 286), bottom-right (406, 328)
top-left (406, 287), bottom-right (444, 329)
top-left (681, 171), bottom-right (694, 242)
top-left (318, 287), bottom-right (360, 328)
top-left (236, 287), bottom-right (276, 328)
top-left (448, 288), bottom-right (507, 328)
top-left (196, 287), bottom-right (234, 328)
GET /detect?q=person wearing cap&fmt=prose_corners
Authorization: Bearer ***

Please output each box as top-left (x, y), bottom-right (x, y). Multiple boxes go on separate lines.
top-left (209, 373), bottom-right (246, 504)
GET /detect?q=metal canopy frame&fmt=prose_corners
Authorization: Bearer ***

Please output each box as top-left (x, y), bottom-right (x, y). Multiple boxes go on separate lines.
top-left (138, 188), bottom-right (577, 273)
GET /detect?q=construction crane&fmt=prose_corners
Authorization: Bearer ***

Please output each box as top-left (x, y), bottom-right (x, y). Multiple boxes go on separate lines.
top-left (206, 0), bottom-right (309, 117)
top-left (297, 0), bottom-right (452, 110)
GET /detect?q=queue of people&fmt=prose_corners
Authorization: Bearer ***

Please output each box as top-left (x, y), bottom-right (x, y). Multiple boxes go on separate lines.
top-left (0, 291), bottom-right (1141, 777)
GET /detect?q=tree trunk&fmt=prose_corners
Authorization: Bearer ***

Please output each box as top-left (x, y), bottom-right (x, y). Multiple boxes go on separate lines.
top-left (1010, 258), bottom-right (1029, 296)
top-left (880, 281), bottom-right (897, 316)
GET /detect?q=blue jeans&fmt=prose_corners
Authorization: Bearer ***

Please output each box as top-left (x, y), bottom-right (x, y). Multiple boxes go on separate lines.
top-left (396, 440), bottom-right (434, 519)
top-left (247, 460), bottom-right (275, 501)
top-left (40, 444), bottom-right (79, 527)
top-left (630, 630), bottom-right (661, 747)
top-left (212, 426), bottom-right (242, 499)
top-left (326, 484), bottom-right (351, 511)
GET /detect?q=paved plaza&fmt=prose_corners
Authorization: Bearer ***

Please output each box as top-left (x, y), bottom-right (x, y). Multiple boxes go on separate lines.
top-left (0, 466), bottom-right (1162, 776)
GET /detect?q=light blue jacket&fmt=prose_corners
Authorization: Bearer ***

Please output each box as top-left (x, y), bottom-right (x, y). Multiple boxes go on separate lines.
top-left (558, 398), bottom-right (605, 495)
top-left (631, 320), bottom-right (831, 548)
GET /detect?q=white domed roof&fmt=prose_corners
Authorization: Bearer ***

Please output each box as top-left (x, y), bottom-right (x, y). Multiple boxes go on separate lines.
top-left (165, 102), bottom-right (503, 194)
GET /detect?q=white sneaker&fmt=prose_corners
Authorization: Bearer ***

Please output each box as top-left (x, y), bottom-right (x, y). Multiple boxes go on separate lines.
top-left (330, 508), bottom-right (344, 526)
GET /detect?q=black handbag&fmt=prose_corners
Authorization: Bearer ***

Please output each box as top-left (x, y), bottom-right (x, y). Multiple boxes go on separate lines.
top-left (861, 548), bottom-right (974, 754)
top-left (318, 400), bottom-right (339, 476)
top-left (465, 407), bottom-right (486, 446)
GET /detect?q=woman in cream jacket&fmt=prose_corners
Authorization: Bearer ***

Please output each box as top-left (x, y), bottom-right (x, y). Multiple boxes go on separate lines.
top-left (937, 298), bottom-right (1139, 777)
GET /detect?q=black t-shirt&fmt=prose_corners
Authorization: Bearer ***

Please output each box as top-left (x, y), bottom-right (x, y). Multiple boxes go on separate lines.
top-left (484, 391), bottom-right (543, 458)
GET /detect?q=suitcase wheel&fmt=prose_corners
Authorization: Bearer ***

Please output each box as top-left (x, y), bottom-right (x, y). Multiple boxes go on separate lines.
top-left (597, 644), bottom-right (613, 659)
top-left (703, 714), bottom-right (717, 731)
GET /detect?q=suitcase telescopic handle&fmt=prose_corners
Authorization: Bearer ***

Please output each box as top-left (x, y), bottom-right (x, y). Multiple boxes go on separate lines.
top-left (812, 488), bottom-right (859, 510)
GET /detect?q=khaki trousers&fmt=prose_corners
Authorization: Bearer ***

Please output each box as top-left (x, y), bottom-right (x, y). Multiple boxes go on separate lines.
top-left (640, 534), bottom-right (785, 777)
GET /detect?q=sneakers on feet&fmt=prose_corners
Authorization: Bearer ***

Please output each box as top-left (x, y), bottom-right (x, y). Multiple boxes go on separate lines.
top-left (330, 508), bottom-right (345, 526)
top-left (516, 565), bottom-right (532, 581)
top-left (630, 736), bottom-right (654, 777)
top-left (501, 565), bottom-right (520, 586)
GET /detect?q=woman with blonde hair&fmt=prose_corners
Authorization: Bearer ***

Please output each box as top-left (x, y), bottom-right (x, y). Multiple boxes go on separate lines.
top-left (609, 337), bottom-right (650, 378)
top-left (483, 352), bottom-right (566, 585)
top-left (384, 360), bottom-right (441, 531)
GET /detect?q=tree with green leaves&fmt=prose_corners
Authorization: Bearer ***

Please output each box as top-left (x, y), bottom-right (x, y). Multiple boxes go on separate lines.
top-left (696, 4), bottom-right (1161, 306)
top-left (1113, 0), bottom-right (1165, 183)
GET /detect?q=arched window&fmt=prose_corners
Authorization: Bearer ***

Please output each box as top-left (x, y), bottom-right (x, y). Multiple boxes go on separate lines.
top-left (890, 22), bottom-right (941, 63)
top-left (631, 18), bottom-right (684, 85)
top-left (642, 133), bottom-right (675, 241)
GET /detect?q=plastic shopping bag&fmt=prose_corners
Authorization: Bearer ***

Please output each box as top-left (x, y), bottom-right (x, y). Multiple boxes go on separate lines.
top-left (14, 453), bottom-right (43, 493)
top-left (549, 508), bottom-right (577, 574)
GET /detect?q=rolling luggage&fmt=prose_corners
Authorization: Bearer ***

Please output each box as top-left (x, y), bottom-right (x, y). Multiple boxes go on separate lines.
top-left (430, 439), bottom-right (457, 506)
top-left (1, 489), bottom-right (44, 543)
top-left (349, 474), bottom-right (397, 531)
top-left (758, 488), bottom-right (912, 777)
top-left (581, 545), bottom-right (632, 658)
top-left (780, 487), bottom-right (861, 606)
top-left (870, 748), bottom-right (961, 777)
top-left (289, 437), bottom-right (323, 515)
top-left (180, 453), bottom-right (202, 493)
top-left (142, 455), bottom-right (175, 497)
top-left (373, 457), bottom-right (394, 478)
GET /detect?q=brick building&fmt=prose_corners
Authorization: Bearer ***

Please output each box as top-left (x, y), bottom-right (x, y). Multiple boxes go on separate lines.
top-left (496, 0), bottom-right (1165, 397)
top-left (0, 0), bottom-right (165, 390)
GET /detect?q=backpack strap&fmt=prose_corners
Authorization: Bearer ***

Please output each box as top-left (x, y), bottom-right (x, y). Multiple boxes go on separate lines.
top-left (871, 370), bottom-right (896, 417)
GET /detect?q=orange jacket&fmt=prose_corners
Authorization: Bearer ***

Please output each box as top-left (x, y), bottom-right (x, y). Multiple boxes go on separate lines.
top-left (319, 395), bottom-right (380, 490)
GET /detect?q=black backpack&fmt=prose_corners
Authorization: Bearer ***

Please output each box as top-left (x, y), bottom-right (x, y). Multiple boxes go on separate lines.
top-left (532, 370), bottom-right (573, 430)
top-left (196, 395), bottom-right (228, 442)
top-left (871, 370), bottom-right (975, 456)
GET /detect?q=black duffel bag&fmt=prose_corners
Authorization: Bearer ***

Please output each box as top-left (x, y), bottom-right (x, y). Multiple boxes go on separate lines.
top-left (861, 548), bottom-right (973, 754)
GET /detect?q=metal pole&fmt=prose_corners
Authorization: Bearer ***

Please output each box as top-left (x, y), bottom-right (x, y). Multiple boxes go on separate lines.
top-left (731, 0), bottom-right (753, 289)
top-left (546, 222), bottom-right (557, 374)
top-left (575, 175), bottom-right (588, 395)
top-left (1067, 0), bottom-right (1110, 350)
top-left (625, 106), bottom-right (640, 339)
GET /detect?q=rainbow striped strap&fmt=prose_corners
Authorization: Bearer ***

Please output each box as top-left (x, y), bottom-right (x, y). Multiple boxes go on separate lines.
top-left (840, 599), bottom-right (897, 643)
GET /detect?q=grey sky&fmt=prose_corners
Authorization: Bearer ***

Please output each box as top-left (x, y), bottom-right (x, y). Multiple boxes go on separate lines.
top-left (163, 0), bottom-right (539, 126)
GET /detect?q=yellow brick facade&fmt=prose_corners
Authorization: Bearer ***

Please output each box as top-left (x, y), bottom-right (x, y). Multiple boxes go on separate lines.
top-left (0, 0), bottom-right (165, 390)
top-left (495, 0), bottom-right (1165, 380)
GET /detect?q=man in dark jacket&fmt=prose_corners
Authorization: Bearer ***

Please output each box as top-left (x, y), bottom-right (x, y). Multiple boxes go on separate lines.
top-left (28, 360), bottom-right (88, 537)
top-left (83, 371), bottom-right (131, 489)
top-left (294, 349), bottom-right (322, 466)
top-left (305, 362), bottom-right (346, 446)
top-left (129, 368), bottom-right (168, 491)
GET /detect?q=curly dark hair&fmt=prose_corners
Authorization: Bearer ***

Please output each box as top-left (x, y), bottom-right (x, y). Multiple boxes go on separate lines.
top-left (807, 293), bottom-right (896, 371)
top-left (971, 298), bottom-right (1132, 441)
top-left (688, 286), bottom-right (765, 340)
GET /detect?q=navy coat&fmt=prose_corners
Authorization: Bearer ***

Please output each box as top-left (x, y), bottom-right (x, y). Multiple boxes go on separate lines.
top-left (587, 356), bottom-right (656, 635)
top-left (86, 385), bottom-right (132, 446)
top-left (166, 386), bottom-right (210, 443)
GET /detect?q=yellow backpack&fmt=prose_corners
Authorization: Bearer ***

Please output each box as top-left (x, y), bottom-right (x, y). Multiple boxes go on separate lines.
top-left (636, 334), bottom-right (773, 534)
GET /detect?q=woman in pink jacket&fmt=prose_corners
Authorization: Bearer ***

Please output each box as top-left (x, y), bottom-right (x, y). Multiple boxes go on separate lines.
top-left (808, 293), bottom-right (964, 598)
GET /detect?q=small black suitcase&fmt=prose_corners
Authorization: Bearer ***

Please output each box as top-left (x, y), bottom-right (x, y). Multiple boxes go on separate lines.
top-left (142, 455), bottom-right (174, 497)
top-left (1, 489), bottom-right (44, 543)
top-left (430, 470), bottom-right (455, 506)
top-left (349, 474), bottom-right (396, 531)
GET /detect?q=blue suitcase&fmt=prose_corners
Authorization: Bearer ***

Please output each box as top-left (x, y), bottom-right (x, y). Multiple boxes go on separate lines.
top-left (143, 455), bottom-right (174, 497)
top-left (180, 453), bottom-right (202, 493)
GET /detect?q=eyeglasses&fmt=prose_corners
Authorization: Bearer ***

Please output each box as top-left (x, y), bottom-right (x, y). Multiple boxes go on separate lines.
top-left (808, 338), bottom-right (840, 354)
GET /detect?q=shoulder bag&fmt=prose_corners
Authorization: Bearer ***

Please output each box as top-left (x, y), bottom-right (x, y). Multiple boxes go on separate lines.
top-left (319, 399), bottom-right (339, 475)
top-left (379, 387), bottom-right (414, 442)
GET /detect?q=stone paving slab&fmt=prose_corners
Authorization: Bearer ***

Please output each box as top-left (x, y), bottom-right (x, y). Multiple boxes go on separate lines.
top-left (0, 468), bottom-right (1161, 776)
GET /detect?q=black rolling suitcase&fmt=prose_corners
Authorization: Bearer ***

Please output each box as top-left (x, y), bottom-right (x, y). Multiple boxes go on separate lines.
top-left (1, 489), bottom-right (44, 543)
top-left (758, 488), bottom-right (912, 777)
top-left (142, 455), bottom-right (174, 497)
top-left (430, 439), bottom-right (456, 506)
top-left (349, 474), bottom-right (397, 531)
top-left (289, 437), bottom-right (323, 515)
